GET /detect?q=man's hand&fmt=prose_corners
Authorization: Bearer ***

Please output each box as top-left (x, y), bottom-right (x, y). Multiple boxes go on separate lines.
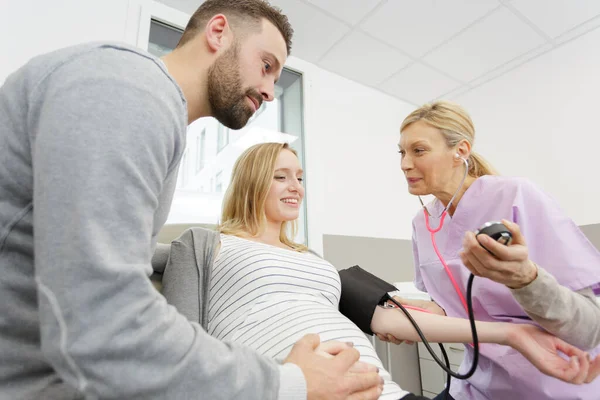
top-left (507, 324), bottom-right (600, 384)
top-left (376, 297), bottom-right (445, 345)
top-left (315, 341), bottom-right (380, 373)
top-left (283, 334), bottom-right (384, 400)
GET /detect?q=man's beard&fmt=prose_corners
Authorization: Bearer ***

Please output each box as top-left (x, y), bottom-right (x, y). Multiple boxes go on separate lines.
top-left (207, 44), bottom-right (263, 130)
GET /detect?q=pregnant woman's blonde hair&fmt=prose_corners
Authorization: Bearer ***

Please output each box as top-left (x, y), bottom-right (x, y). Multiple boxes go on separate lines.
top-left (219, 142), bottom-right (307, 251)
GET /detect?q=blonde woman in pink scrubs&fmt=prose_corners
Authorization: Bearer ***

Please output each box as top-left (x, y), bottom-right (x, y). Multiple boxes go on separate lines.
top-left (384, 100), bottom-right (600, 400)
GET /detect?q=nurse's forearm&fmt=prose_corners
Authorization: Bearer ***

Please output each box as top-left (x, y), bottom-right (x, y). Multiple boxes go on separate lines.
top-left (371, 306), bottom-right (510, 345)
top-left (510, 267), bottom-right (600, 350)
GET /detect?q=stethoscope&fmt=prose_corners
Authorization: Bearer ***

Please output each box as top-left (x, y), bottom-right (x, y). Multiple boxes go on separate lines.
top-left (395, 154), bottom-right (471, 314)
top-left (419, 154), bottom-right (471, 314)
top-left (418, 154), bottom-right (512, 314)
top-left (387, 154), bottom-right (512, 398)
top-left (386, 155), bottom-right (481, 399)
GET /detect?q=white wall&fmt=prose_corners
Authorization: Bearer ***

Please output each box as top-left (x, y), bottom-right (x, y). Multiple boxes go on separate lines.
top-left (0, 0), bottom-right (130, 84)
top-left (6, 1), bottom-right (600, 244)
top-left (0, 0), bottom-right (422, 256)
top-left (453, 26), bottom-right (600, 226)
top-left (288, 56), bottom-right (421, 254)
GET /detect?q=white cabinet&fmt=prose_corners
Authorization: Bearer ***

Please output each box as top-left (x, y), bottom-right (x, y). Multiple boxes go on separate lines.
top-left (418, 342), bottom-right (465, 396)
top-left (372, 336), bottom-right (422, 395)
top-left (420, 358), bottom-right (447, 394)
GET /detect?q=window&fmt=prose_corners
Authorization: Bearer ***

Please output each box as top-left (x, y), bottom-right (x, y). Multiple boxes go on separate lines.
top-left (196, 128), bottom-right (206, 173)
top-left (147, 20), bottom-right (181, 57)
top-left (146, 18), bottom-right (307, 244)
top-left (178, 149), bottom-right (188, 189)
top-left (217, 124), bottom-right (229, 153)
top-left (215, 170), bottom-right (224, 193)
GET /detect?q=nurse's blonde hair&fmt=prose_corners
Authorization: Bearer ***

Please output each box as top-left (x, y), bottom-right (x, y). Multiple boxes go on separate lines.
top-left (400, 100), bottom-right (496, 178)
top-left (219, 142), bottom-right (307, 252)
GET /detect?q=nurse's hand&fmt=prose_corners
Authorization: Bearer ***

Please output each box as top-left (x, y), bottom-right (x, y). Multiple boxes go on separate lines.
top-left (508, 324), bottom-right (600, 384)
top-left (460, 219), bottom-right (538, 289)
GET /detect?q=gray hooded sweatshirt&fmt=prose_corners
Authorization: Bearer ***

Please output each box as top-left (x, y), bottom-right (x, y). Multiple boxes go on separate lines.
top-left (0, 42), bottom-right (304, 400)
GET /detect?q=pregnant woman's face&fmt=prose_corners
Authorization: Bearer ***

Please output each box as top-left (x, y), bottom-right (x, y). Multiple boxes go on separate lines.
top-left (265, 149), bottom-right (304, 224)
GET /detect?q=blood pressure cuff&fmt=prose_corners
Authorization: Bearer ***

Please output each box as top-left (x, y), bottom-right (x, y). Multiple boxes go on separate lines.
top-left (338, 265), bottom-right (397, 336)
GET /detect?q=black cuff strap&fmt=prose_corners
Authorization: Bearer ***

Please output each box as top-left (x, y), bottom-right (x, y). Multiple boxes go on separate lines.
top-left (338, 265), bottom-right (397, 335)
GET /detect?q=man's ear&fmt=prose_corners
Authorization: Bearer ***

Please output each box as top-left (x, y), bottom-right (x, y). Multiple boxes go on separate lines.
top-left (204, 14), bottom-right (233, 53)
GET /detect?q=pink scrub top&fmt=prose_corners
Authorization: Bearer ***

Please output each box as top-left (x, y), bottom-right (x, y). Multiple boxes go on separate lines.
top-left (412, 175), bottom-right (600, 400)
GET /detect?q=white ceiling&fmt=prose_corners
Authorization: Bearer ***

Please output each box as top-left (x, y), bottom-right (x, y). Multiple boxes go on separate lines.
top-left (157, 0), bottom-right (600, 105)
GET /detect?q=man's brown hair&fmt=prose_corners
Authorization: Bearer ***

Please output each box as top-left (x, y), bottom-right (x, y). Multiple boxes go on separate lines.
top-left (177, 0), bottom-right (293, 54)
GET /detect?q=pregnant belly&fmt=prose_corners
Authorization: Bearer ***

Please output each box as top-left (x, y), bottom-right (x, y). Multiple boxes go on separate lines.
top-left (231, 300), bottom-right (378, 364)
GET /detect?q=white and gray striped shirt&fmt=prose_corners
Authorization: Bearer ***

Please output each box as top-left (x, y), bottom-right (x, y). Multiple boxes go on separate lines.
top-left (208, 234), bottom-right (408, 400)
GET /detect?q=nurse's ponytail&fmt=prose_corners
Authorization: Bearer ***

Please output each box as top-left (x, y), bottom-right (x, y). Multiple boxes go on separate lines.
top-left (469, 151), bottom-right (496, 178)
top-left (401, 100), bottom-right (497, 178)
